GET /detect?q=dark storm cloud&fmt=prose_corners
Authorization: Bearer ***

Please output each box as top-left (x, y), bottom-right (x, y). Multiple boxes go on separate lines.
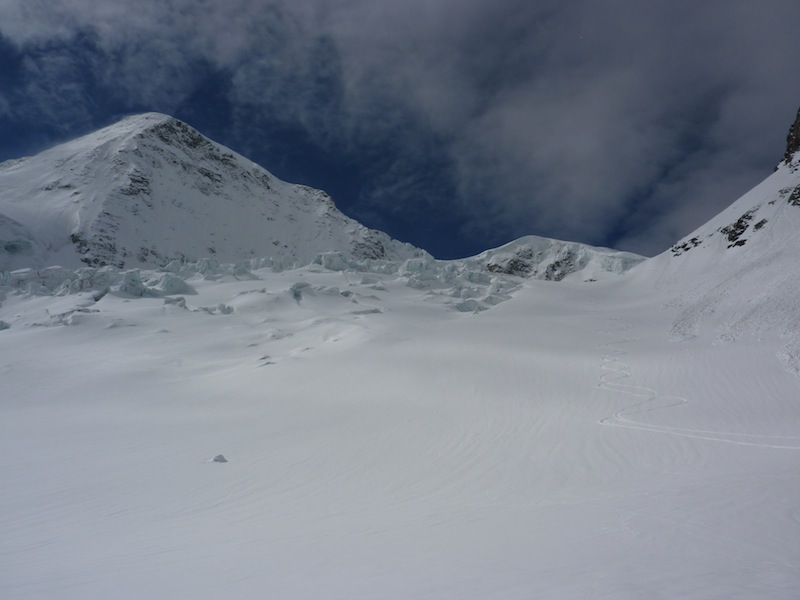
top-left (299, 0), bottom-right (800, 254)
top-left (1, 1), bottom-right (800, 256)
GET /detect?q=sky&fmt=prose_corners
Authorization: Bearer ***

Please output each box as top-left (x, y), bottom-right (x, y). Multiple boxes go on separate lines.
top-left (1, 1), bottom-right (800, 258)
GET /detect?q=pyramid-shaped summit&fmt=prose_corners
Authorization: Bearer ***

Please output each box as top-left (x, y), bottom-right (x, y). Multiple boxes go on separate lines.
top-left (0, 113), bottom-right (423, 271)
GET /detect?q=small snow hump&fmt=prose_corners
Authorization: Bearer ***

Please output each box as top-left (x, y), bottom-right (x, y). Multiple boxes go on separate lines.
top-left (212, 454), bottom-right (228, 463)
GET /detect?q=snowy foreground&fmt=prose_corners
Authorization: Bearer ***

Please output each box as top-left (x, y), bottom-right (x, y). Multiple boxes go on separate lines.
top-left (2, 262), bottom-right (799, 599)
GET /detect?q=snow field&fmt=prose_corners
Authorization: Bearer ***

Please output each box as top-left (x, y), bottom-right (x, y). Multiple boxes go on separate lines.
top-left (2, 266), bottom-right (800, 598)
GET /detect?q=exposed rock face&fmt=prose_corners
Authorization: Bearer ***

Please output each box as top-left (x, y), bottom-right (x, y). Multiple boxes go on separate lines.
top-left (781, 105), bottom-right (800, 166)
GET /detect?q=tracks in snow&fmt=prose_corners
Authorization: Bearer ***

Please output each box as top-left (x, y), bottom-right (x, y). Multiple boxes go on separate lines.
top-left (597, 318), bottom-right (800, 450)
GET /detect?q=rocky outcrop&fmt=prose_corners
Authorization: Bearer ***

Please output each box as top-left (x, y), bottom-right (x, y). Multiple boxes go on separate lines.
top-left (781, 105), bottom-right (800, 166)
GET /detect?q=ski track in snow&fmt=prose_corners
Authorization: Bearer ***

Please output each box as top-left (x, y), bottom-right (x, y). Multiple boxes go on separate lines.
top-left (597, 317), bottom-right (800, 450)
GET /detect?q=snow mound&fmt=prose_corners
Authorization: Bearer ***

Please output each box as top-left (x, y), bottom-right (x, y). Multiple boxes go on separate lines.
top-left (470, 236), bottom-right (644, 282)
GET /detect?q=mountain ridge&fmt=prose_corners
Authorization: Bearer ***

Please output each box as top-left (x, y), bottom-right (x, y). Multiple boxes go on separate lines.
top-left (623, 129), bottom-right (800, 374)
top-left (0, 113), bottom-right (644, 293)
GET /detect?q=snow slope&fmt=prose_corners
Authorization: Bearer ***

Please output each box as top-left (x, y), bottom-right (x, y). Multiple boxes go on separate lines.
top-left (2, 115), bottom-right (800, 598)
top-left (632, 151), bottom-right (800, 373)
top-left (2, 263), bottom-right (799, 599)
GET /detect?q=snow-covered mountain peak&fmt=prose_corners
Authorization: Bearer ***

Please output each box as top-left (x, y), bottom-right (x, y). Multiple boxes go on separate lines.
top-left (65, 112), bottom-right (176, 147)
top-left (469, 235), bottom-right (643, 282)
top-left (0, 113), bottom-right (423, 271)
